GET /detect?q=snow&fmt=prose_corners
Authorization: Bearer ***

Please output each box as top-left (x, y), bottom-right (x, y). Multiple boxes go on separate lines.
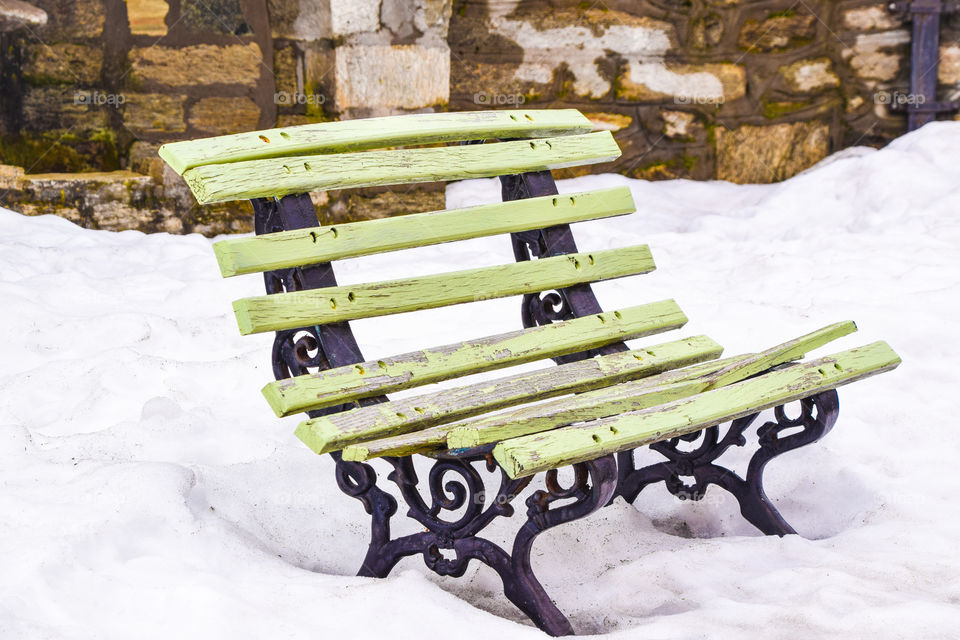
top-left (2, 122), bottom-right (959, 639)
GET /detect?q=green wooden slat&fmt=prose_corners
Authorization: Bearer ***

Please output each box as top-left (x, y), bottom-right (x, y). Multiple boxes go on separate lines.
top-left (342, 365), bottom-right (733, 462)
top-left (182, 132), bottom-right (621, 204)
top-left (294, 335), bottom-right (723, 455)
top-left (213, 187), bottom-right (636, 277)
top-left (263, 300), bottom-right (688, 417)
top-left (159, 109), bottom-right (594, 175)
top-left (493, 341), bottom-right (902, 478)
top-left (233, 244), bottom-right (655, 335)
top-left (702, 321), bottom-right (857, 389)
top-left (445, 320), bottom-right (858, 450)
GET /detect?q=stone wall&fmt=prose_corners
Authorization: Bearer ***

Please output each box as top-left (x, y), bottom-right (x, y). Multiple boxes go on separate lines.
top-left (0, 0), bottom-right (956, 233)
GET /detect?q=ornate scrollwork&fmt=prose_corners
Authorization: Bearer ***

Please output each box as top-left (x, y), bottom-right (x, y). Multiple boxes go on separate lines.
top-left (615, 390), bottom-right (840, 535)
top-left (252, 190), bottom-right (619, 635)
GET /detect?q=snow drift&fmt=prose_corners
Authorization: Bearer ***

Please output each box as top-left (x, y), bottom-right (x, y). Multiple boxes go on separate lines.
top-left (1, 123), bottom-right (959, 638)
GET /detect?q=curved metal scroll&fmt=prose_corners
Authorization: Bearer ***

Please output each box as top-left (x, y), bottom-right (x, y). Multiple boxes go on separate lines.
top-left (356, 452), bottom-right (619, 636)
top-left (499, 171), bottom-right (628, 365)
top-left (253, 189), bottom-right (621, 635)
top-left (614, 390), bottom-right (840, 535)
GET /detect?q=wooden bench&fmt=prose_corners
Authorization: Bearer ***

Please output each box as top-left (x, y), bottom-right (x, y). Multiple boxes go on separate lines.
top-left (159, 109), bottom-right (900, 635)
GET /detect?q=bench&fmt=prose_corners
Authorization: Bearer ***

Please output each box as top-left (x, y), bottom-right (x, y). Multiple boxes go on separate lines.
top-left (159, 109), bottom-right (901, 635)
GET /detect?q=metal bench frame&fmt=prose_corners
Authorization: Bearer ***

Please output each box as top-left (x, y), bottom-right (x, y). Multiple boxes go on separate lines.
top-left (250, 169), bottom-right (840, 635)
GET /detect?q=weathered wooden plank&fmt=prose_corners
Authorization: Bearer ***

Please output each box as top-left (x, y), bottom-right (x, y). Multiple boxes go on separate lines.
top-left (263, 300), bottom-right (688, 417)
top-left (448, 321), bottom-right (859, 449)
top-left (341, 424), bottom-right (452, 461)
top-left (213, 187), bottom-right (636, 278)
top-left (294, 334), bottom-right (723, 455)
top-left (446, 362), bottom-right (725, 451)
top-left (493, 341), bottom-right (902, 478)
top-left (183, 132), bottom-right (621, 204)
top-left (702, 321), bottom-right (857, 389)
top-left (343, 378), bottom-right (713, 462)
top-left (233, 244), bottom-right (655, 335)
top-left (159, 109), bottom-right (594, 175)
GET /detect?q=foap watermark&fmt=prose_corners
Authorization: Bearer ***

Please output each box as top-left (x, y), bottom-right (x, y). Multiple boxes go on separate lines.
top-left (74, 90), bottom-right (125, 106)
top-left (874, 90), bottom-right (926, 107)
top-left (274, 90), bottom-right (326, 106)
top-left (474, 91), bottom-right (526, 106)
top-left (674, 94), bottom-right (725, 106)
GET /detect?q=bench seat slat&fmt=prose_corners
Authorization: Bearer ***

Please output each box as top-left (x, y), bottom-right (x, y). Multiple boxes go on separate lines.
top-left (213, 187), bottom-right (636, 277)
top-left (159, 109), bottom-right (594, 175)
top-left (341, 359), bottom-right (737, 461)
top-left (233, 244), bottom-right (655, 335)
top-left (445, 321), bottom-right (858, 449)
top-left (263, 300), bottom-right (688, 417)
top-left (294, 335), bottom-right (723, 455)
top-left (493, 341), bottom-right (902, 478)
top-left (183, 132), bottom-right (621, 204)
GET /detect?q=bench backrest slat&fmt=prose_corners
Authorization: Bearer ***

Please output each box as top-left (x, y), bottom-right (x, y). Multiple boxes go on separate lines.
top-left (159, 109), bottom-right (593, 175)
top-left (262, 300), bottom-right (688, 417)
top-left (232, 244), bottom-right (654, 335)
top-left (183, 132), bottom-right (620, 204)
top-left (213, 187), bottom-right (635, 277)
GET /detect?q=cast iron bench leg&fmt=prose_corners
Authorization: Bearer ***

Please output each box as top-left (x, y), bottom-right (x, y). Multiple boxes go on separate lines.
top-left (613, 389), bottom-right (840, 536)
top-left (337, 452), bottom-right (618, 636)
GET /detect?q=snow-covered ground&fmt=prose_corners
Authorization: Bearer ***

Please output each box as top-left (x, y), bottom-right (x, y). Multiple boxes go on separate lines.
top-left (2, 122), bottom-right (959, 639)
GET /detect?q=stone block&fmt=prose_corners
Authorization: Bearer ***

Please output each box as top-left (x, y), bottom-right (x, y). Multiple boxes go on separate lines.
top-left (939, 44), bottom-right (960, 84)
top-left (415, 0), bottom-right (451, 37)
top-left (29, 0), bottom-right (103, 38)
top-left (0, 164), bottom-right (25, 190)
top-left (489, 10), bottom-right (677, 99)
top-left (583, 112), bottom-right (633, 132)
top-left (691, 13), bottom-right (724, 50)
top-left (123, 93), bottom-right (186, 134)
top-left (780, 58), bottom-right (840, 93)
top-left (22, 43), bottom-right (103, 86)
top-left (288, 0), bottom-right (331, 40)
top-left (449, 60), bottom-right (537, 107)
top-left (321, 188), bottom-right (446, 224)
top-left (661, 110), bottom-right (699, 139)
top-left (182, 0), bottom-right (250, 35)
top-left (716, 121), bottom-right (829, 184)
top-left (333, 44), bottom-right (449, 111)
top-left (188, 97), bottom-right (260, 135)
top-left (126, 0), bottom-right (168, 36)
top-left (331, 0), bottom-right (379, 36)
top-left (618, 62), bottom-right (746, 104)
top-left (844, 30), bottom-right (909, 81)
top-left (843, 5), bottom-right (901, 31)
top-left (273, 43), bottom-right (300, 97)
top-left (266, 0), bottom-right (301, 38)
top-left (128, 141), bottom-right (164, 181)
top-left (22, 87), bottom-right (109, 132)
top-left (130, 43), bottom-right (263, 87)
top-left (739, 13), bottom-right (816, 53)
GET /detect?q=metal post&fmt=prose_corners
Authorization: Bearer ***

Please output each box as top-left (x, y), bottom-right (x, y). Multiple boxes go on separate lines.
top-left (889, 0), bottom-right (960, 130)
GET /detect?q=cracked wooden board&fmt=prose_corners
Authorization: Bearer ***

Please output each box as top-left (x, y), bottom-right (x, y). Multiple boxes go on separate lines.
top-left (232, 244), bottom-right (655, 335)
top-left (213, 187), bottom-right (636, 277)
top-left (159, 109), bottom-right (594, 175)
top-left (262, 300), bottom-right (688, 417)
top-left (181, 132), bottom-right (621, 204)
top-left (492, 341), bottom-right (902, 479)
top-left (445, 320), bottom-right (859, 449)
top-left (294, 334), bottom-right (723, 455)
